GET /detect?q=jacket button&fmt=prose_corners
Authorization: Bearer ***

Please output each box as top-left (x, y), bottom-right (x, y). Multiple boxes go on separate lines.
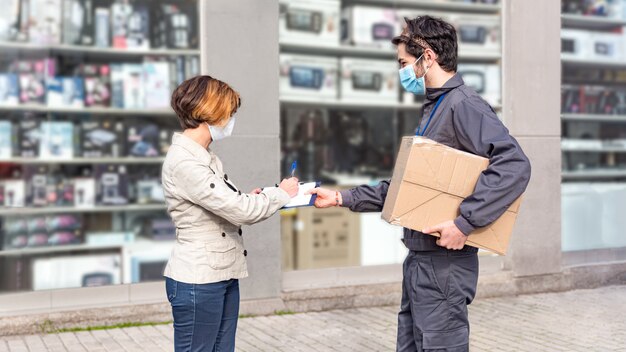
top-left (224, 174), bottom-right (228, 180)
top-left (222, 232), bottom-right (226, 237)
top-left (238, 190), bottom-right (242, 195)
top-left (238, 229), bottom-right (242, 236)
top-left (210, 183), bottom-right (215, 189)
top-left (243, 250), bottom-right (248, 256)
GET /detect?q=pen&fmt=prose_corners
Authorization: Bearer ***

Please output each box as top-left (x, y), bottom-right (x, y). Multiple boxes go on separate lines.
top-left (290, 160), bottom-right (297, 178)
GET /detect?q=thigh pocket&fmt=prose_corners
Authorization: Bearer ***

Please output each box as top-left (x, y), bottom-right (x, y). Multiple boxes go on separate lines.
top-left (165, 278), bottom-right (177, 303)
top-left (423, 326), bottom-right (469, 350)
top-left (205, 240), bottom-right (237, 270)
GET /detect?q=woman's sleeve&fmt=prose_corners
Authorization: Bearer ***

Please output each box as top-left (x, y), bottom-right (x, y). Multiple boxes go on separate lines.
top-left (172, 159), bottom-right (291, 226)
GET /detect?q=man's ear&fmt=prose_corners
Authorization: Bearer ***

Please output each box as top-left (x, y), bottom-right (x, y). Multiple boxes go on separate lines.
top-left (424, 48), bottom-right (438, 69)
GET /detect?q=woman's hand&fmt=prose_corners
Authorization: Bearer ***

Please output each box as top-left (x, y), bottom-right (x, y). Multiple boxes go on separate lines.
top-left (306, 187), bottom-right (341, 208)
top-left (250, 188), bottom-right (262, 195)
top-left (279, 177), bottom-right (299, 197)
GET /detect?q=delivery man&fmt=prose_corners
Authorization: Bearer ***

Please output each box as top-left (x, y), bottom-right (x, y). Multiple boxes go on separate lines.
top-left (307, 15), bottom-right (531, 352)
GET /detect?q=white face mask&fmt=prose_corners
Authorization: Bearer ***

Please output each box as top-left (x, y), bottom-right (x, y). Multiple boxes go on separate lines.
top-left (206, 117), bottom-right (236, 142)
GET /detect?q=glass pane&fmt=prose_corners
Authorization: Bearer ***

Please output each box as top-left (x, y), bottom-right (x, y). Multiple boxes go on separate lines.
top-left (0, 0), bottom-right (199, 293)
top-left (278, 0), bottom-right (502, 271)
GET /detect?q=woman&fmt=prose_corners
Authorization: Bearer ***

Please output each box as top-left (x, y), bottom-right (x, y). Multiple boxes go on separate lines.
top-left (161, 75), bottom-right (298, 351)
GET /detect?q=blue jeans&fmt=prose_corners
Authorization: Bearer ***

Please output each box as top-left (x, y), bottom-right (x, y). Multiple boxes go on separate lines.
top-left (166, 277), bottom-right (240, 352)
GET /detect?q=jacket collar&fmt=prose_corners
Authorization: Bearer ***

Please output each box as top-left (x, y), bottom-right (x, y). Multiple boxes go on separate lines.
top-left (425, 73), bottom-right (464, 101)
top-left (172, 133), bottom-right (212, 163)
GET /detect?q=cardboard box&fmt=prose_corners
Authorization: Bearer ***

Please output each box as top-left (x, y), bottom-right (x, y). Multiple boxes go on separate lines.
top-left (340, 58), bottom-right (398, 103)
top-left (279, 0), bottom-right (341, 46)
top-left (279, 54), bottom-right (339, 101)
top-left (382, 137), bottom-right (523, 255)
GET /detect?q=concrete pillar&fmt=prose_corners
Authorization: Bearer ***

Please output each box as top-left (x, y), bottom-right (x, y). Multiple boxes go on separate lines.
top-left (200, 0), bottom-right (283, 299)
top-left (502, 0), bottom-right (562, 276)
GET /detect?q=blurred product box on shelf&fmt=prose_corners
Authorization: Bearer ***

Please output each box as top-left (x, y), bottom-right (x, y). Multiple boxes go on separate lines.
top-left (138, 217), bottom-right (175, 241)
top-left (62, 0), bottom-right (85, 45)
top-left (561, 29), bottom-right (592, 60)
top-left (2, 179), bottom-right (25, 207)
top-left (47, 215), bottom-right (83, 246)
top-left (450, 14), bottom-right (500, 53)
top-left (81, 64), bottom-right (111, 107)
top-left (360, 212), bottom-right (406, 266)
top-left (339, 58), bottom-right (398, 103)
top-left (562, 183), bottom-right (605, 251)
top-left (126, 122), bottom-right (169, 157)
top-left (122, 64), bottom-right (145, 109)
top-left (295, 207), bottom-right (361, 270)
top-left (0, 121), bottom-right (13, 158)
top-left (86, 231), bottom-right (135, 245)
top-left (29, 0), bottom-right (62, 45)
top-left (279, 54), bottom-right (339, 101)
top-left (39, 121), bottom-right (75, 160)
top-left (17, 117), bottom-right (42, 158)
top-left (126, 4), bottom-right (150, 50)
top-left (382, 137), bottom-right (523, 255)
top-left (562, 85), bottom-right (626, 115)
top-left (341, 6), bottom-right (399, 51)
top-left (589, 32), bottom-right (624, 62)
top-left (80, 120), bottom-right (124, 158)
top-left (0, 74), bottom-right (20, 106)
top-left (143, 61), bottom-right (171, 109)
top-left (95, 7), bottom-right (111, 47)
top-left (125, 244), bottom-right (171, 283)
top-left (280, 209), bottom-right (296, 271)
top-left (24, 166), bottom-right (55, 207)
top-left (151, 3), bottom-right (198, 49)
top-left (73, 176), bottom-right (96, 207)
top-left (457, 63), bottom-right (501, 106)
top-left (46, 77), bottom-right (85, 108)
top-left (136, 179), bottom-right (165, 204)
top-left (16, 60), bottom-right (48, 105)
top-left (279, 0), bottom-right (341, 46)
top-left (2, 215), bottom-right (83, 249)
top-left (3, 218), bottom-right (28, 249)
top-left (562, 0), bottom-right (624, 19)
top-left (95, 164), bottom-right (129, 205)
top-left (33, 254), bottom-right (121, 290)
top-left (111, 0), bottom-right (133, 49)
top-left (26, 217), bottom-right (48, 247)
top-left (0, 0), bottom-right (21, 41)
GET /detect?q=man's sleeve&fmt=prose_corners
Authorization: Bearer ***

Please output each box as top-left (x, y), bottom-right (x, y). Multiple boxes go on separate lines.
top-left (339, 181), bottom-right (390, 213)
top-left (451, 98), bottom-right (532, 235)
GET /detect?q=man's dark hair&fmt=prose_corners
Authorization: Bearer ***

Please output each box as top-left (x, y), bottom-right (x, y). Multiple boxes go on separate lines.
top-left (391, 15), bottom-right (458, 72)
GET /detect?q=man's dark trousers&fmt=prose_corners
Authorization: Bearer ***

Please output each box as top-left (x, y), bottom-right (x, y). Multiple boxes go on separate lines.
top-left (396, 250), bottom-right (479, 352)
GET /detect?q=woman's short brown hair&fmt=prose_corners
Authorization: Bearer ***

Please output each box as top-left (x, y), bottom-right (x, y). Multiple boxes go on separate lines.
top-left (171, 75), bottom-right (241, 130)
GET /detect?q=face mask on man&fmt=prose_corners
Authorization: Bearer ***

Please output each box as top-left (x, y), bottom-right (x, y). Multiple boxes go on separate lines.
top-left (206, 117), bottom-right (236, 142)
top-left (398, 54), bottom-right (430, 95)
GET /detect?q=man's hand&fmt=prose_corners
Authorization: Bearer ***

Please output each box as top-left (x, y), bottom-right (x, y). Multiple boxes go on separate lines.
top-left (423, 220), bottom-right (468, 250)
top-left (306, 187), bottom-right (341, 208)
top-left (250, 188), bottom-right (262, 195)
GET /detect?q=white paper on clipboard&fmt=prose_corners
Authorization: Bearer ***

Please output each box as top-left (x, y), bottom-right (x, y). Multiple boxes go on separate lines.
top-left (262, 181), bottom-right (320, 209)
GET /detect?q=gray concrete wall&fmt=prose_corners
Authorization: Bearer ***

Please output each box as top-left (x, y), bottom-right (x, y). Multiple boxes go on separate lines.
top-left (502, 0), bottom-right (562, 277)
top-left (200, 0), bottom-right (283, 299)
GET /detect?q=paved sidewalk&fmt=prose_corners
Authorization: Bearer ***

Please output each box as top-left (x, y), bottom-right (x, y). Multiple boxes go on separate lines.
top-left (1, 285), bottom-right (625, 351)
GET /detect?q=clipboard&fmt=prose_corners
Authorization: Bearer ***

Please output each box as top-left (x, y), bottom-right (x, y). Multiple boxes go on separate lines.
top-left (262, 181), bottom-right (321, 209)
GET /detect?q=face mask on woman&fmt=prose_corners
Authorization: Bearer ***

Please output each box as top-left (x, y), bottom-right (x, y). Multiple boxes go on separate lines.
top-left (206, 117), bottom-right (236, 142)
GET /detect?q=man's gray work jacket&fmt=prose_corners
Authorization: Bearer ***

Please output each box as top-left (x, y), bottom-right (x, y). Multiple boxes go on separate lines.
top-left (340, 73), bottom-right (532, 253)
